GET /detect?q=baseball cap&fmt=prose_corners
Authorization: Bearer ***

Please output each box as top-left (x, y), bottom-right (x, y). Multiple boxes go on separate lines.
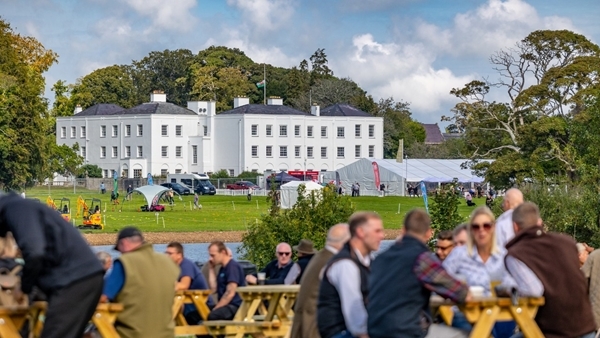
top-left (114, 226), bottom-right (143, 250)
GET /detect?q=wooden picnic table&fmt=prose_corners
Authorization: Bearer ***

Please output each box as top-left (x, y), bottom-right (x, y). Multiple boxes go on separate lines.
top-left (29, 301), bottom-right (123, 338)
top-left (430, 295), bottom-right (545, 338)
top-left (204, 285), bottom-right (300, 338)
top-left (172, 289), bottom-right (212, 336)
top-left (0, 305), bottom-right (29, 338)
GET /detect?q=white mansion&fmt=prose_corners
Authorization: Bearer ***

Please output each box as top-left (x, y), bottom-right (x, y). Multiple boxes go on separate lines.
top-left (55, 92), bottom-right (384, 178)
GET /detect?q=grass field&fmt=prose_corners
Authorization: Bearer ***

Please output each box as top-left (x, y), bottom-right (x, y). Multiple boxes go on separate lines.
top-left (27, 187), bottom-right (482, 233)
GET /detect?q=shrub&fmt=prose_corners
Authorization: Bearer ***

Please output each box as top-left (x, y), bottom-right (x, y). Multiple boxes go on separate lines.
top-left (430, 179), bottom-right (464, 233)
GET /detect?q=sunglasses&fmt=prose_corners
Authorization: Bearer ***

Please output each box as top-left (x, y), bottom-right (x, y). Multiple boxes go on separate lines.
top-left (277, 252), bottom-right (291, 256)
top-left (471, 223), bottom-right (493, 231)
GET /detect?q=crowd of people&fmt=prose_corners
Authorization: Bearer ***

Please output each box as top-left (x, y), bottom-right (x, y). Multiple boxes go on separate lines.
top-left (1, 188), bottom-right (600, 337)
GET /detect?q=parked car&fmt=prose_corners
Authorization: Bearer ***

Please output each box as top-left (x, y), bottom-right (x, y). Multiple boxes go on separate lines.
top-left (160, 182), bottom-right (191, 195)
top-left (226, 181), bottom-right (261, 190)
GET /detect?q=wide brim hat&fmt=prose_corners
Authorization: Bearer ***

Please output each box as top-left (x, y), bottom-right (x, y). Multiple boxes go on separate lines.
top-left (293, 239), bottom-right (316, 254)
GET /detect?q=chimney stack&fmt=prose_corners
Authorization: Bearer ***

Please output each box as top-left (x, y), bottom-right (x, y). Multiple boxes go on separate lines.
top-left (267, 96), bottom-right (283, 105)
top-left (311, 103), bottom-right (320, 116)
top-left (233, 97), bottom-right (250, 108)
top-left (150, 90), bottom-right (167, 103)
top-left (74, 104), bottom-right (83, 114)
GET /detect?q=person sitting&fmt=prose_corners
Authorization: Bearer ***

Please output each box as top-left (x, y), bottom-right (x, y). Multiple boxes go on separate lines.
top-left (246, 243), bottom-right (299, 285)
top-left (94, 205), bottom-right (100, 214)
top-left (485, 193), bottom-right (494, 208)
top-left (207, 241), bottom-right (246, 320)
top-left (465, 192), bottom-right (476, 206)
top-left (435, 230), bottom-right (455, 261)
top-left (62, 205), bottom-right (69, 214)
top-left (293, 239), bottom-right (316, 284)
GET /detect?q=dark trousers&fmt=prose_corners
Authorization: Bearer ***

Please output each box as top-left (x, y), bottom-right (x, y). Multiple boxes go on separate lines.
top-left (41, 272), bottom-right (104, 338)
top-left (207, 304), bottom-right (239, 320)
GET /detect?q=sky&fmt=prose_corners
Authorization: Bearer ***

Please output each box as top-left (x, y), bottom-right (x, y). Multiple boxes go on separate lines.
top-left (2, 0), bottom-right (599, 124)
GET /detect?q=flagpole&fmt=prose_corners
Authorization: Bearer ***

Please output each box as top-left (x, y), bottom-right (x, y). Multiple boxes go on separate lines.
top-left (263, 63), bottom-right (266, 105)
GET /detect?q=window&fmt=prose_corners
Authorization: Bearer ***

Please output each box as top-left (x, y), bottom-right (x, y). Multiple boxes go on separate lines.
top-left (266, 146), bottom-right (273, 157)
top-left (337, 126), bottom-right (345, 138)
top-left (61, 127), bottom-right (66, 138)
top-left (266, 125), bottom-right (272, 136)
top-left (100, 146), bottom-right (106, 158)
top-left (122, 169), bottom-right (129, 178)
top-left (125, 146), bottom-right (131, 158)
top-left (100, 125), bottom-right (106, 137)
top-left (307, 147), bottom-right (314, 158)
top-left (175, 146), bottom-right (182, 157)
top-left (251, 146), bottom-right (258, 157)
top-left (137, 146), bottom-right (143, 157)
top-left (175, 125), bottom-right (182, 136)
top-left (175, 169), bottom-right (182, 174)
top-left (307, 126), bottom-right (313, 137)
top-left (133, 169), bottom-right (142, 178)
top-left (294, 125), bottom-right (300, 136)
top-left (137, 124), bottom-right (143, 136)
top-left (280, 146), bottom-right (287, 157)
top-left (355, 124), bottom-right (361, 137)
top-left (229, 169), bottom-right (235, 177)
top-left (355, 145), bottom-right (361, 158)
top-left (279, 125), bottom-right (287, 137)
top-left (112, 125), bottom-right (118, 137)
top-left (203, 125), bottom-right (208, 136)
top-left (321, 126), bottom-right (327, 137)
top-left (103, 170), bottom-right (109, 178)
top-left (161, 125), bottom-right (168, 136)
top-left (251, 124), bottom-right (258, 136)
top-left (295, 146), bottom-right (301, 157)
top-left (192, 145), bottom-right (198, 164)
top-left (321, 147), bottom-right (327, 158)
top-left (161, 146), bottom-right (168, 157)
top-left (81, 126), bottom-right (86, 138)
top-left (161, 169), bottom-right (168, 177)
top-left (112, 146), bottom-right (118, 158)
top-left (337, 147), bottom-right (345, 158)
top-left (71, 126), bottom-right (76, 138)
top-left (369, 145), bottom-right (375, 157)
top-left (81, 146), bottom-right (86, 158)
top-left (125, 125), bottom-right (131, 137)
top-left (369, 124), bottom-right (375, 138)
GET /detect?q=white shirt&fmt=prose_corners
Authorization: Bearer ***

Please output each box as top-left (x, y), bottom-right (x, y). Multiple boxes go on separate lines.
top-left (326, 248), bottom-right (371, 336)
top-left (505, 256), bottom-right (545, 297)
top-left (496, 209), bottom-right (515, 247)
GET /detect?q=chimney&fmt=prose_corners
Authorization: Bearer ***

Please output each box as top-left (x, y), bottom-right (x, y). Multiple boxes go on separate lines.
top-left (311, 103), bottom-right (320, 116)
top-left (233, 97), bottom-right (250, 108)
top-left (74, 104), bottom-right (83, 114)
top-left (150, 90), bottom-right (166, 103)
top-left (267, 96), bottom-right (283, 105)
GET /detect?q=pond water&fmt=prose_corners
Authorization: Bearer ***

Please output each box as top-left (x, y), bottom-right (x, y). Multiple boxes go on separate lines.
top-left (92, 240), bottom-right (397, 264)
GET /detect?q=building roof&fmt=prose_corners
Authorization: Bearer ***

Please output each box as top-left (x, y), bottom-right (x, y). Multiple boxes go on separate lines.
top-left (366, 158), bottom-right (489, 183)
top-left (119, 102), bottom-right (197, 115)
top-left (219, 104), bottom-right (310, 116)
top-left (320, 104), bottom-right (372, 117)
top-left (75, 104), bottom-right (124, 116)
top-left (421, 123), bottom-right (445, 144)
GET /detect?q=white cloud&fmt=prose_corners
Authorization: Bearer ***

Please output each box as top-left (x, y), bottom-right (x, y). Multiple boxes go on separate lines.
top-left (342, 0), bottom-right (419, 12)
top-left (122, 0), bottom-right (198, 32)
top-left (226, 0), bottom-right (295, 32)
top-left (336, 34), bottom-right (474, 118)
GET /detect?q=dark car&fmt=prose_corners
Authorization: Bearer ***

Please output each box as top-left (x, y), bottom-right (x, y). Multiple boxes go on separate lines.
top-left (161, 182), bottom-right (191, 195)
top-left (193, 180), bottom-right (216, 195)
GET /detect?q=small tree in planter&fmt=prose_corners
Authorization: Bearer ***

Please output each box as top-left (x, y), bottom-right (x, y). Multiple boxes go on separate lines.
top-left (430, 179), bottom-right (464, 235)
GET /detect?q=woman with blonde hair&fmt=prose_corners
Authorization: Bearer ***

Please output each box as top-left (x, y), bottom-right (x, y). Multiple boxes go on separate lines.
top-left (442, 206), bottom-right (516, 337)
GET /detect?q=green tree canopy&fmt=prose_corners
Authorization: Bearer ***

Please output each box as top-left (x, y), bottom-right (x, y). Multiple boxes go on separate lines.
top-left (70, 65), bottom-right (137, 109)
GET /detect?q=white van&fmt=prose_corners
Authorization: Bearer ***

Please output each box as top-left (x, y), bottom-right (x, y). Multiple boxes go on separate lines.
top-left (166, 173), bottom-right (216, 195)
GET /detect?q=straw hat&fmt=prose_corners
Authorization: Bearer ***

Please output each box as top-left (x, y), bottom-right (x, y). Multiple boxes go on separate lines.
top-left (293, 239), bottom-right (316, 254)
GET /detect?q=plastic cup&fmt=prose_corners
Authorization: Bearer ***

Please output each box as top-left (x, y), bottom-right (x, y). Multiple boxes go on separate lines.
top-left (469, 286), bottom-right (485, 298)
top-left (257, 272), bottom-right (266, 285)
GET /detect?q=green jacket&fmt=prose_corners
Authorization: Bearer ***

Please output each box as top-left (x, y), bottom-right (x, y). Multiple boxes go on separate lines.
top-left (115, 243), bottom-right (180, 338)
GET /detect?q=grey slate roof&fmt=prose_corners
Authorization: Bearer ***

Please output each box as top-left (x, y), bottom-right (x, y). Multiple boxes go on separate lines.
top-left (119, 102), bottom-right (197, 115)
top-left (75, 104), bottom-right (124, 116)
top-left (219, 104), bottom-right (310, 115)
top-left (320, 104), bottom-right (372, 117)
top-left (421, 123), bottom-right (445, 144)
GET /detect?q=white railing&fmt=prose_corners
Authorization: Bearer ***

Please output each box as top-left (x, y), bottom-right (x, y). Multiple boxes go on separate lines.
top-left (215, 189), bottom-right (269, 197)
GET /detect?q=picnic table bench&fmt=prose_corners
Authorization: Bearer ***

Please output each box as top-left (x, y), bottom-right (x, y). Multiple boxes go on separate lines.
top-left (172, 289), bottom-right (212, 336)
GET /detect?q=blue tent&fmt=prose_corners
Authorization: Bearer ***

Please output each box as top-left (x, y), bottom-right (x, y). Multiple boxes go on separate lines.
top-left (266, 171), bottom-right (300, 189)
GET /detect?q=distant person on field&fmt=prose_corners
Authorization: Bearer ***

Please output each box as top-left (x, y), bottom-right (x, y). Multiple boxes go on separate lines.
top-left (207, 241), bottom-right (246, 320)
top-left (126, 185), bottom-right (133, 201)
top-left (100, 182), bottom-right (105, 194)
top-left (194, 193), bottom-right (200, 210)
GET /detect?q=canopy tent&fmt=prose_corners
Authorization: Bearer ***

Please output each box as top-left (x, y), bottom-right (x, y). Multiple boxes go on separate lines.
top-left (266, 171), bottom-right (301, 189)
top-left (321, 159), bottom-right (405, 196)
top-left (131, 185), bottom-right (171, 206)
top-left (280, 181), bottom-right (324, 209)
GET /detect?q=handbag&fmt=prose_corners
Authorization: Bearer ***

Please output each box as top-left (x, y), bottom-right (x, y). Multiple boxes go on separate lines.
top-left (0, 265), bottom-right (28, 307)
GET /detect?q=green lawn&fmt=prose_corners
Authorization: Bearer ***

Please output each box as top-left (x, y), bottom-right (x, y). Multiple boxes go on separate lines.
top-left (27, 187), bottom-right (481, 233)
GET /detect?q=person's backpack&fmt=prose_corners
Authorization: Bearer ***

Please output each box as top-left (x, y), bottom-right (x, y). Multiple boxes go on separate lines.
top-left (0, 265), bottom-right (28, 307)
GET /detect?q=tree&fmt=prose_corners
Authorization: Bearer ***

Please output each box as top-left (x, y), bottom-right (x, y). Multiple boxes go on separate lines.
top-left (430, 180), bottom-right (465, 234)
top-left (240, 184), bottom-right (354, 267)
top-left (289, 78), bottom-right (369, 112)
top-left (189, 65), bottom-right (254, 111)
top-left (50, 80), bottom-right (75, 118)
top-left (46, 144), bottom-right (83, 178)
top-left (70, 65), bottom-right (137, 108)
top-left (309, 48), bottom-right (333, 85)
top-left (210, 169), bottom-right (231, 179)
top-left (371, 98), bottom-right (423, 158)
top-left (0, 19), bottom-right (57, 190)
top-left (77, 164), bottom-right (102, 178)
top-left (407, 138), bottom-right (466, 159)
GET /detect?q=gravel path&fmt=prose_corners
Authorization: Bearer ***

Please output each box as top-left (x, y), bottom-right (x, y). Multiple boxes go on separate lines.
top-left (83, 229), bottom-right (402, 246)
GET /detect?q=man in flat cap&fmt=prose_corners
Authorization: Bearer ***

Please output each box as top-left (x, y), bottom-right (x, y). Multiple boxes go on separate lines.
top-left (101, 227), bottom-right (180, 338)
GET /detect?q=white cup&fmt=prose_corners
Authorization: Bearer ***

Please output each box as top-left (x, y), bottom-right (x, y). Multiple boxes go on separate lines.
top-left (469, 286), bottom-right (485, 298)
top-left (257, 272), bottom-right (266, 285)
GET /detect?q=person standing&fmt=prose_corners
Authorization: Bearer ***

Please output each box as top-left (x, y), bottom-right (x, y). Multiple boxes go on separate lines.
top-left (317, 212), bottom-right (385, 338)
top-left (100, 182), bottom-right (106, 194)
top-left (101, 227), bottom-right (180, 338)
top-left (505, 202), bottom-right (596, 338)
top-left (368, 209), bottom-right (469, 338)
top-left (0, 193), bottom-right (104, 338)
top-left (126, 184), bottom-right (133, 201)
top-left (291, 224), bottom-right (350, 338)
top-left (495, 188), bottom-right (524, 247)
top-left (194, 192), bottom-right (200, 210)
top-left (207, 241), bottom-right (246, 320)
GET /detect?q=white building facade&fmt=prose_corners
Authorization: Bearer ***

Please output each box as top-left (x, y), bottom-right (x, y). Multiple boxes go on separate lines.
top-left (56, 93), bottom-right (383, 178)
